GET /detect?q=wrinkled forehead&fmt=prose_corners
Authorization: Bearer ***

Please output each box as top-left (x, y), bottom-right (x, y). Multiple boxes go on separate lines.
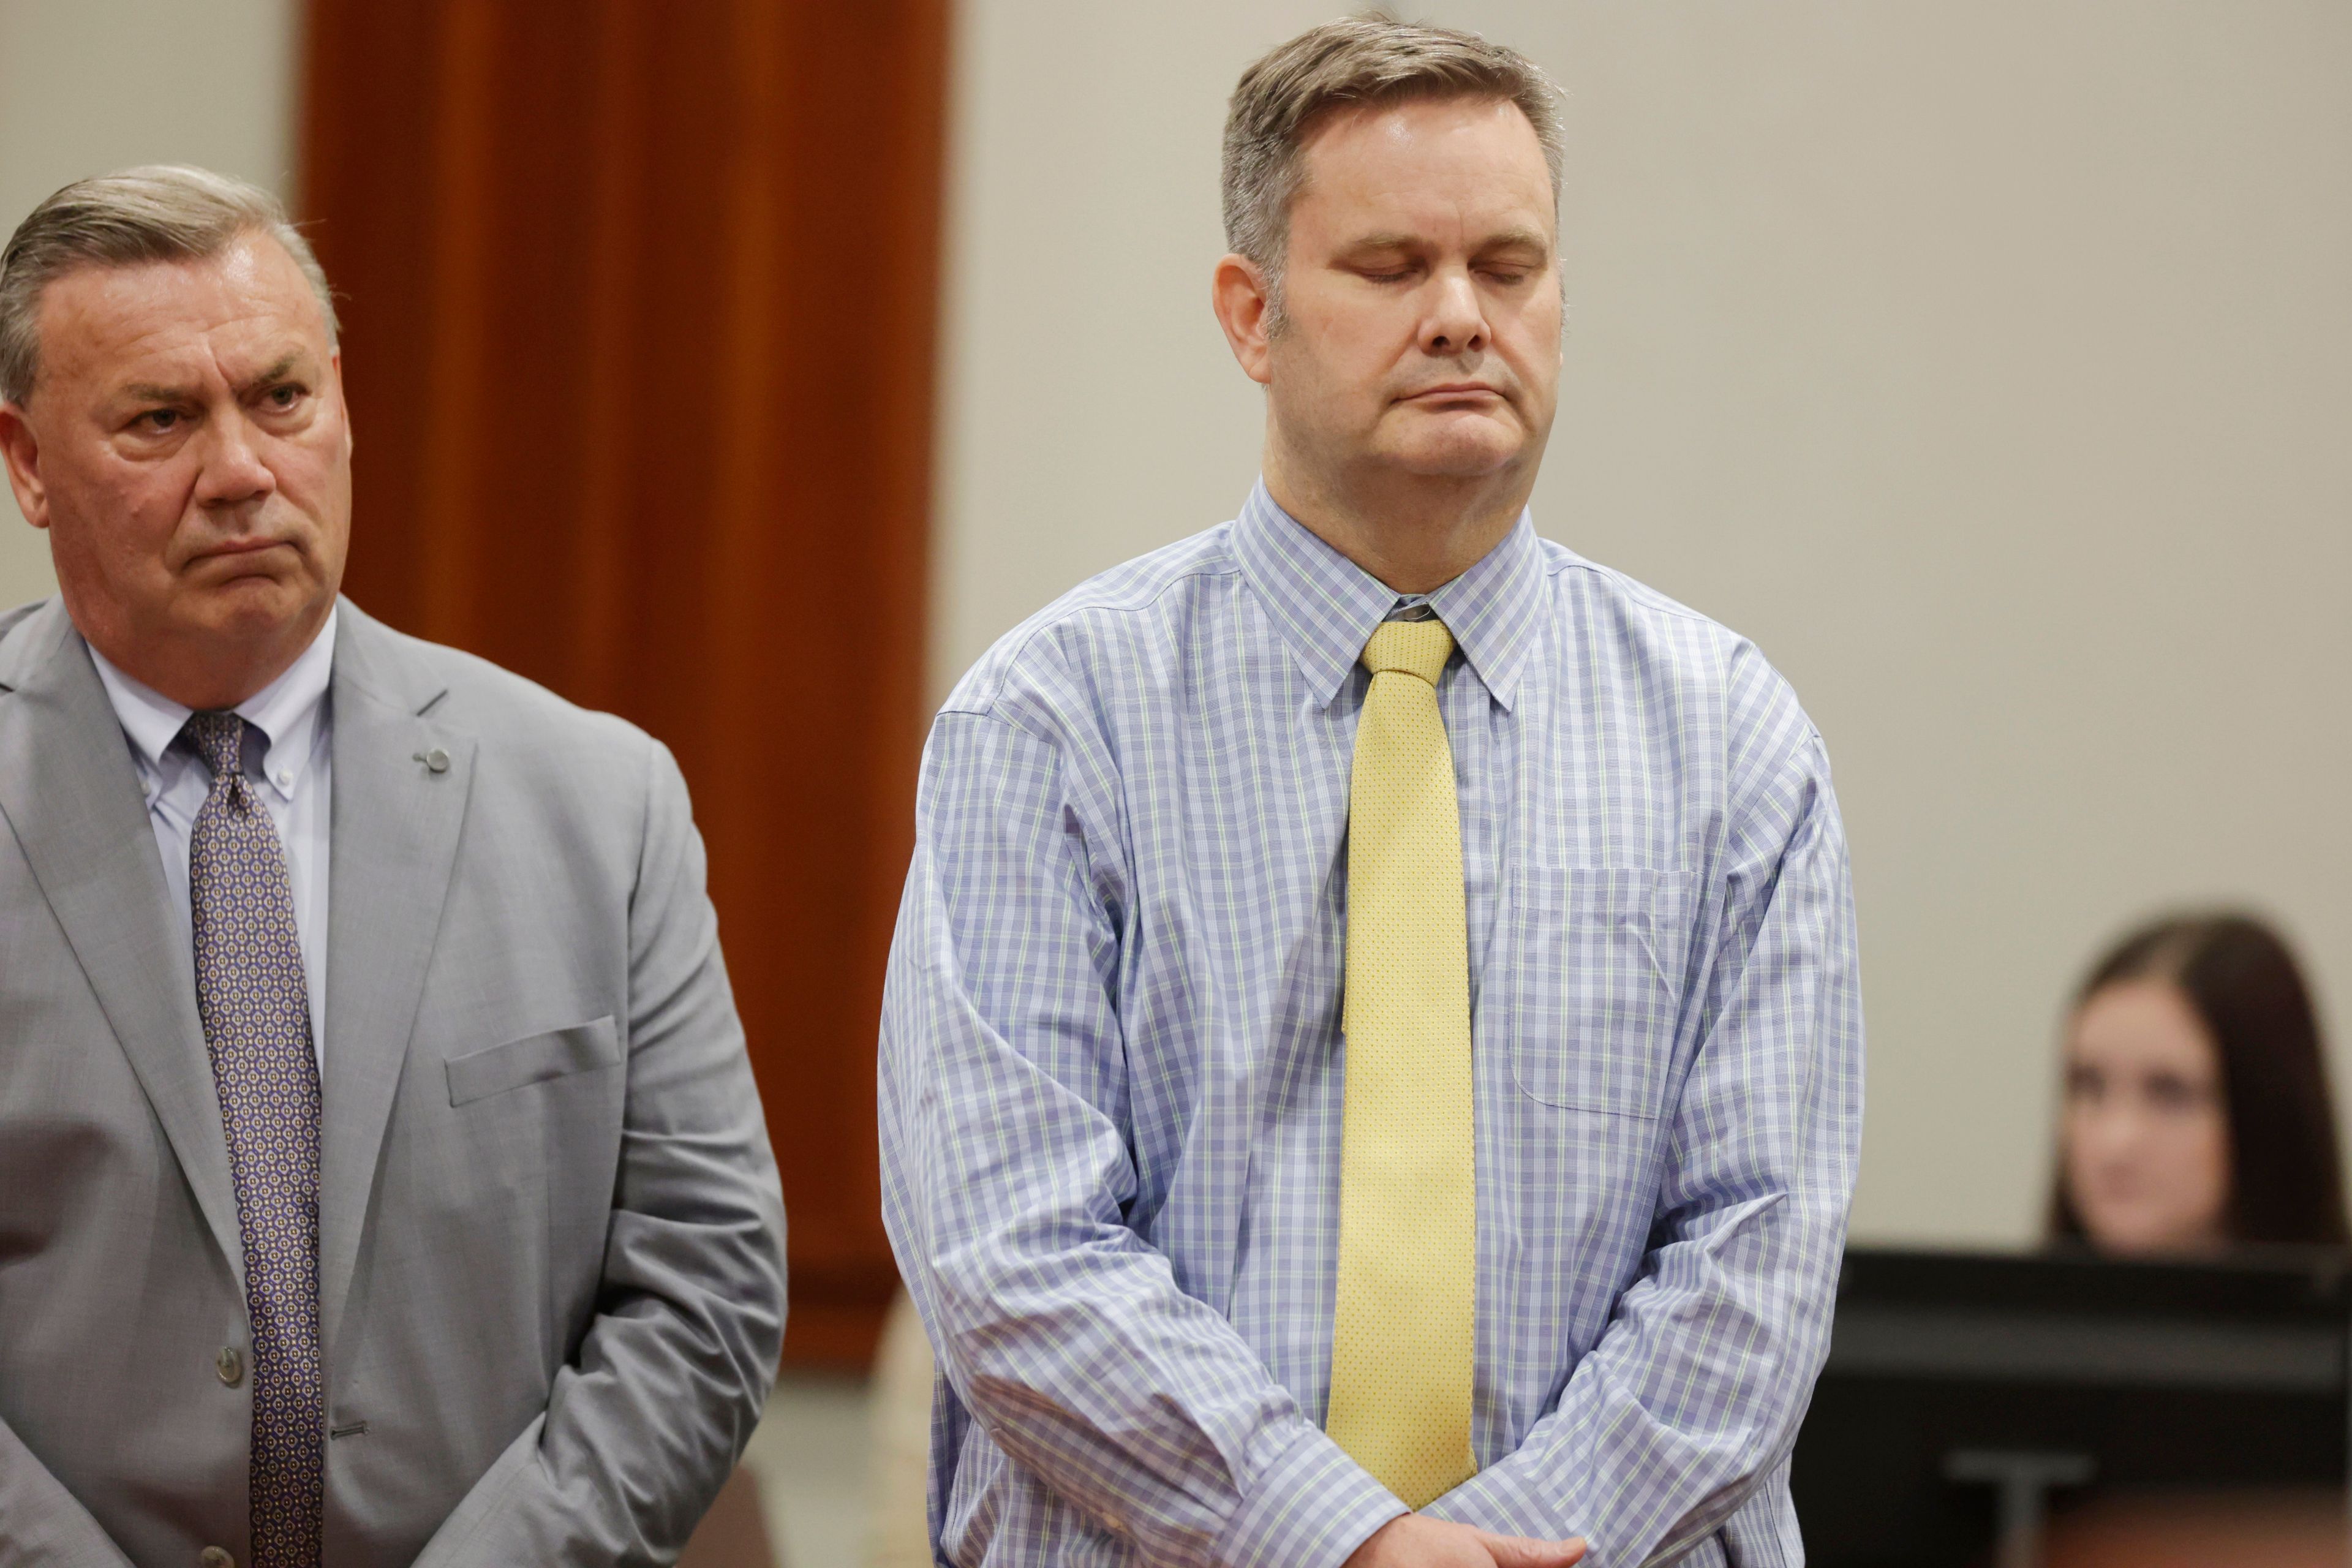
top-left (35, 233), bottom-right (331, 393)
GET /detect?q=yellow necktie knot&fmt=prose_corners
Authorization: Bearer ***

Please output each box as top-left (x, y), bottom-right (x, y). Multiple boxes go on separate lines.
top-left (1360, 619), bottom-right (1455, 686)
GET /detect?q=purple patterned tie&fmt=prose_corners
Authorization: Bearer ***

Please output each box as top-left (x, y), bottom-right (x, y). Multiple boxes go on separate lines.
top-left (184, 712), bottom-right (323, 1568)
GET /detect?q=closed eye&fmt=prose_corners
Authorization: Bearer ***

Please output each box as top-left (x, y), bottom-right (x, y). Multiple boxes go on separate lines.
top-left (2144, 1072), bottom-right (2210, 1111)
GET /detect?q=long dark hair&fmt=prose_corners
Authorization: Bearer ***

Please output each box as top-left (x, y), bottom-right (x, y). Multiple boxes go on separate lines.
top-left (2049, 913), bottom-right (2350, 1248)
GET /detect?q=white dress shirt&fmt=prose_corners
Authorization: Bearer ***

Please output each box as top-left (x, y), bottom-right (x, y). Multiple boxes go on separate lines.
top-left (88, 609), bottom-right (336, 1069)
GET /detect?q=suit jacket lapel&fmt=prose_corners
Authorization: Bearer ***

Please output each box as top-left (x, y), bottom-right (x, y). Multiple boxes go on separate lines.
top-left (317, 603), bottom-right (473, 1360)
top-left (0, 601), bottom-right (246, 1280)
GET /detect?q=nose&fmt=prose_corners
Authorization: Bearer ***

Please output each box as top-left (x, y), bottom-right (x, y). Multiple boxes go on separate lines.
top-left (1422, 267), bottom-right (1488, 356)
top-left (192, 411), bottom-right (277, 510)
top-left (2077, 1094), bottom-right (2155, 1167)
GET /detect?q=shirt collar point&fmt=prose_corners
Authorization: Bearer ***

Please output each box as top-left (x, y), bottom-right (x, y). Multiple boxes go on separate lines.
top-left (1238, 483), bottom-right (1548, 714)
top-left (88, 608), bottom-right (337, 780)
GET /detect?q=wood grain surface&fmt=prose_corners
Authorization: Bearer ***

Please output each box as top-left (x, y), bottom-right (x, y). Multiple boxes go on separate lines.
top-left (300, 0), bottom-right (948, 1368)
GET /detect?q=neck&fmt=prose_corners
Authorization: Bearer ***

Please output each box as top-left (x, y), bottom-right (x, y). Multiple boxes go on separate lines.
top-left (1262, 436), bottom-right (1532, 596)
top-left (80, 605), bottom-right (330, 712)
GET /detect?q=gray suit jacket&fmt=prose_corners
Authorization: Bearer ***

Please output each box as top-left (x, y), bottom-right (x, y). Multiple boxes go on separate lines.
top-left (0, 597), bottom-right (787, 1567)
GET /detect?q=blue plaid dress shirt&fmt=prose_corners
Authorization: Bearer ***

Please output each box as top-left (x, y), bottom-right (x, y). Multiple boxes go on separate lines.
top-left (879, 482), bottom-right (1864, 1568)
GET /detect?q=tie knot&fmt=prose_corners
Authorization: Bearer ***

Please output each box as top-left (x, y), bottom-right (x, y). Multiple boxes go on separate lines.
top-left (181, 710), bottom-right (247, 782)
top-left (1360, 619), bottom-right (1454, 686)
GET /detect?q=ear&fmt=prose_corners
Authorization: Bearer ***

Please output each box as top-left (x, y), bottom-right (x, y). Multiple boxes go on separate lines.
top-left (1210, 252), bottom-right (1276, 387)
top-left (0, 402), bottom-right (49, 530)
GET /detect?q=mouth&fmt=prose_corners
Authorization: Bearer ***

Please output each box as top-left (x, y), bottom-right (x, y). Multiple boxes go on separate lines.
top-left (192, 538), bottom-right (293, 561)
top-left (1400, 382), bottom-right (1505, 405)
top-left (188, 538), bottom-right (300, 577)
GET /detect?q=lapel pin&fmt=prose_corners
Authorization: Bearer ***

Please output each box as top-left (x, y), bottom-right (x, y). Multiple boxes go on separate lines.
top-left (413, 747), bottom-right (451, 775)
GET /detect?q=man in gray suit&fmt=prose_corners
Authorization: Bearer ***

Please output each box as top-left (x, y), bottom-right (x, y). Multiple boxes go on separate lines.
top-left (0, 166), bottom-right (786, 1567)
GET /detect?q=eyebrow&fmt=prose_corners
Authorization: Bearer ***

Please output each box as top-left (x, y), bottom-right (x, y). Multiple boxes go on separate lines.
top-left (239, 353), bottom-right (306, 393)
top-left (1340, 227), bottom-right (1555, 254)
top-left (1479, 227), bottom-right (1555, 254)
top-left (119, 353), bottom-right (306, 406)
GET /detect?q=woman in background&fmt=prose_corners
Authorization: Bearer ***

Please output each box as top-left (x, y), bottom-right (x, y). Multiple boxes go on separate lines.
top-left (2052, 913), bottom-right (2349, 1253)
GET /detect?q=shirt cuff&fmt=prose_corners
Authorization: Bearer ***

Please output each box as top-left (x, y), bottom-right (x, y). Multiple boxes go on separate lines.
top-left (1423, 1458), bottom-right (1552, 1536)
top-left (1215, 1423), bottom-right (1407, 1568)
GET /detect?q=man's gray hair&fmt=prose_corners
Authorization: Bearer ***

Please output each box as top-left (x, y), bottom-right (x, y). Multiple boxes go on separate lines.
top-left (1221, 17), bottom-right (1565, 315)
top-left (0, 165), bottom-right (338, 405)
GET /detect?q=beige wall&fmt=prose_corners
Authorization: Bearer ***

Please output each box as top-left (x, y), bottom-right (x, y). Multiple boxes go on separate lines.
top-left (0, 0), bottom-right (300, 611)
top-left (933, 2), bottom-right (2352, 1245)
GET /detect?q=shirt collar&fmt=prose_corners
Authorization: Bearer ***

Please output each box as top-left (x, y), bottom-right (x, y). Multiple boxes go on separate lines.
top-left (1230, 479), bottom-right (1546, 712)
top-left (88, 606), bottom-right (338, 792)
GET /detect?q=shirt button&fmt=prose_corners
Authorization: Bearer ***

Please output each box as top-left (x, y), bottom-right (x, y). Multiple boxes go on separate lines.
top-left (214, 1347), bottom-right (244, 1387)
top-left (200, 1548), bottom-right (235, 1568)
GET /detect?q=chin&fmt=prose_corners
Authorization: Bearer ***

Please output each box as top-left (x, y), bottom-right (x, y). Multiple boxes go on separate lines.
top-left (190, 579), bottom-right (318, 637)
top-left (2085, 1211), bottom-right (2207, 1256)
top-left (1381, 415), bottom-right (1523, 478)
top-left (1388, 437), bottom-right (1521, 479)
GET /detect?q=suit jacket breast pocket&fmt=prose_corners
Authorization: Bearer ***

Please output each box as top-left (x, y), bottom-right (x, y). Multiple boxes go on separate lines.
top-left (1504, 867), bottom-right (1696, 1117)
top-left (445, 1016), bottom-right (622, 1107)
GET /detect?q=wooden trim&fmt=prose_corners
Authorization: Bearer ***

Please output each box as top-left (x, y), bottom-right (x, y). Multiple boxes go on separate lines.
top-left (300, 0), bottom-right (947, 1370)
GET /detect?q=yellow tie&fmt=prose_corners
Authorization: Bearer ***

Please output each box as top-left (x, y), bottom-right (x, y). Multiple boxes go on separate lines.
top-left (1327, 618), bottom-right (1477, 1509)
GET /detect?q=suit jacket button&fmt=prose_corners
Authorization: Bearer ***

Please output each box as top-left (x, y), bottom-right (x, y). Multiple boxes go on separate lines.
top-left (214, 1347), bottom-right (244, 1387)
top-left (200, 1549), bottom-right (235, 1568)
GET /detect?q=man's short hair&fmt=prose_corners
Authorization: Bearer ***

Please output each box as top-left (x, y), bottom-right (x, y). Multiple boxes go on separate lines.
top-left (0, 164), bottom-right (338, 405)
top-left (1221, 16), bottom-right (1566, 315)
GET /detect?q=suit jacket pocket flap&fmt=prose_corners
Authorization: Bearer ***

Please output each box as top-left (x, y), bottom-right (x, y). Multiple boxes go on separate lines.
top-left (445, 1015), bottom-right (621, 1107)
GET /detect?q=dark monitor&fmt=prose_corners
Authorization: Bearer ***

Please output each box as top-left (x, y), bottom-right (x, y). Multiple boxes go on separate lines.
top-left (1791, 1245), bottom-right (2350, 1567)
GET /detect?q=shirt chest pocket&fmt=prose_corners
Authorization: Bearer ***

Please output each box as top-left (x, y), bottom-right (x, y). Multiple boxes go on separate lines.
top-left (1502, 867), bottom-right (1696, 1117)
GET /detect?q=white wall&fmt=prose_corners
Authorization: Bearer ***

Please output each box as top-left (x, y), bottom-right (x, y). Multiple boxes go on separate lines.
top-left (933, 2), bottom-right (2352, 1246)
top-left (0, 0), bottom-right (300, 611)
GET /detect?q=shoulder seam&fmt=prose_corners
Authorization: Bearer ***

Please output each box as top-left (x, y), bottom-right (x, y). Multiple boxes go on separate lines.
top-left (1544, 551), bottom-right (1717, 628)
top-left (943, 555), bottom-right (1245, 718)
top-left (930, 703), bottom-right (1058, 753)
